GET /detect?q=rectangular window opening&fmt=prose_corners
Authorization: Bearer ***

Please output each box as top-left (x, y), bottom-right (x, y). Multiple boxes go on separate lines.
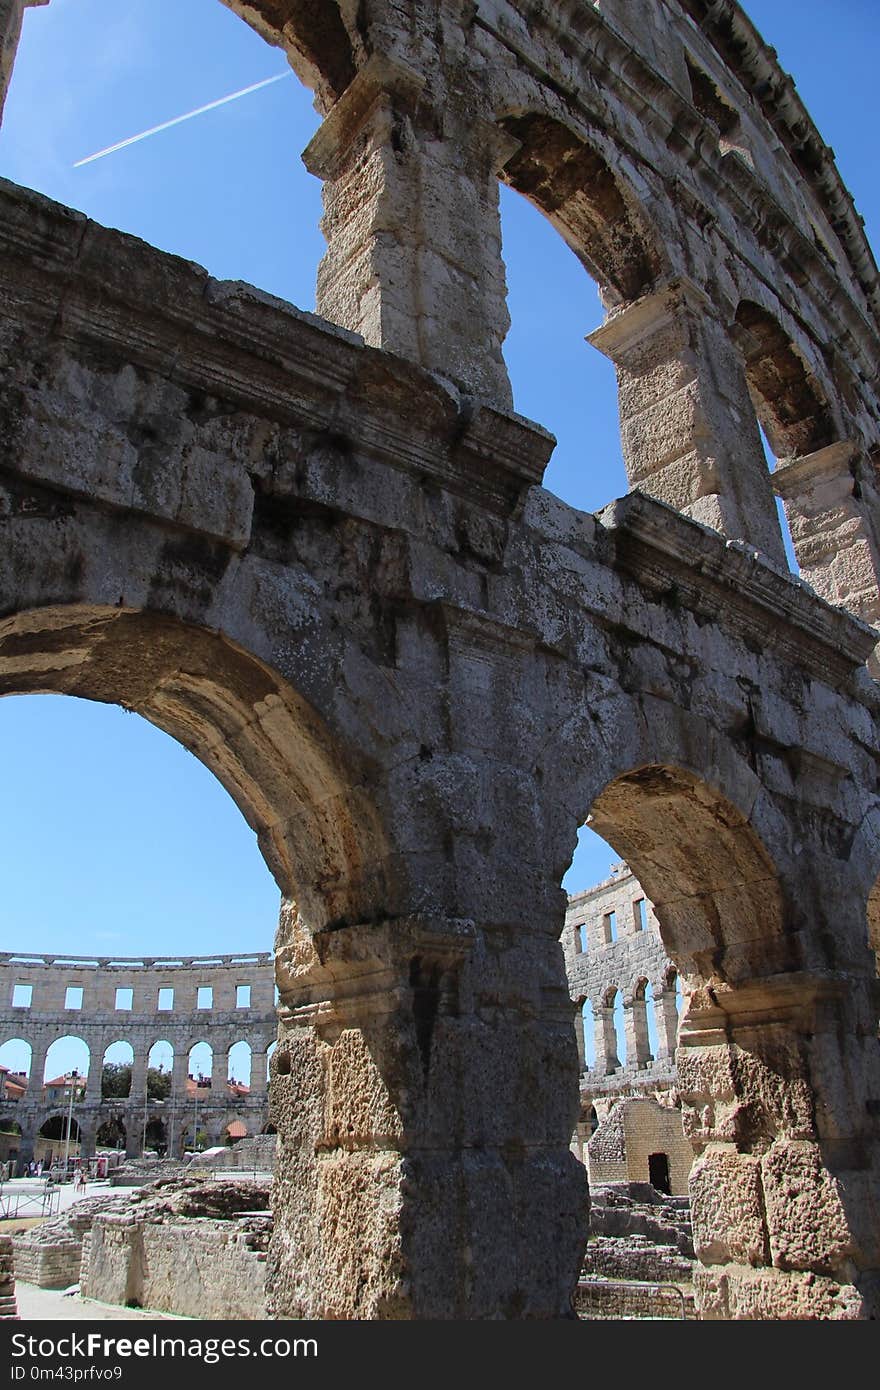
top-left (603, 911), bottom-right (617, 944)
top-left (157, 987), bottom-right (174, 1011)
top-left (11, 984), bottom-right (32, 1009)
top-left (197, 986), bottom-right (213, 1010)
top-left (236, 984), bottom-right (251, 1008)
top-left (64, 986), bottom-right (83, 1010)
top-left (115, 987), bottom-right (133, 1011)
top-left (634, 898), bottom-right (648, 932)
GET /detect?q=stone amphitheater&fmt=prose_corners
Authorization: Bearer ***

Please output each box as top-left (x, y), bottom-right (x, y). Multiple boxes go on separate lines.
top-left (0, 952), bottom-right (277, 1166)
top-left (1, 0), bottom-right (879, 1320)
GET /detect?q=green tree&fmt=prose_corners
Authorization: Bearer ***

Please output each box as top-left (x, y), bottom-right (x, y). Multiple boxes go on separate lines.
top-left (101, 1063), bottom-right (131, 1099)
top-left (147, 1067), bottom-right (171, 1100)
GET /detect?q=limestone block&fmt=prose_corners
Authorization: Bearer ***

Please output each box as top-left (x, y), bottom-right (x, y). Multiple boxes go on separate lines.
top-left (694, 1265), bottom-right (866, 1320)
top-left (689, 1146), bottom-right (768, 1266)
top-left (325, 1027), bottom-right (404, 1148)
top-left (762, 1140), bottom-right (864, 1273)
top-left (314, 1149), bottom-right (406, 1319)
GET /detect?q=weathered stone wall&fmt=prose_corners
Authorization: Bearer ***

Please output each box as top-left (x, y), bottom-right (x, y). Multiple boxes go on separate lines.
top-left (11, 1235), bottom-right (81, 1289)
top-left (188, 1134), bottom-right (277, 1172)
top-left (83, 1211), bottom-right (270, 1319)
top-left (0, 0), bottom-right (879, 1320)
top-left (0, 952), bottom-right (276, 1164)
top-left (582, 1236), bottom-right (694, 1284)
top-left (0, 1236), bottom-right (17, 1318)
top-left (564, 864), bottom-right (679, 1091)
top-left (585, 1098), bottom-right (692, 1194)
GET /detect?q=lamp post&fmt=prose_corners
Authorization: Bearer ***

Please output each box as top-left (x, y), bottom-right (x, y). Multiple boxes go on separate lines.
top-left (63, 1069), bottom-right (78, 1173)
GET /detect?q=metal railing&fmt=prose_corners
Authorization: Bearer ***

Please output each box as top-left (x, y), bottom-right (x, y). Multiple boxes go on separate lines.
top-left (0, 1178), bottom-right (61, 1220)
top-left (576, 1278), bottom-right (689, 1319)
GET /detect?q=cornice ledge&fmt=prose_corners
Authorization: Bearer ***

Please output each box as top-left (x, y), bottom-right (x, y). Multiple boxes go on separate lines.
top-left (598, 491), bottom-right (877, 677)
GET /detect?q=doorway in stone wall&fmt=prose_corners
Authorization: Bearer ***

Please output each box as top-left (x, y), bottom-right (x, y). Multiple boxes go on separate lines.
top-left (648, 1152), bottom-right (671, 1196)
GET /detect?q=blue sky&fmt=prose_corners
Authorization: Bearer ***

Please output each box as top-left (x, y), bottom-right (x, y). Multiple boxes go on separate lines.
top-left (0, 1), bottom-right (877, 1078)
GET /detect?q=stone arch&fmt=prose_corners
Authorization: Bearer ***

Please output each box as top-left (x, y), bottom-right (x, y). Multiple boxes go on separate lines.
top-left (587, 763), bottom-right (788, 990)
top-left (37, 1111), bottom-right (81, 1166)
top-left (0, 607), bottom-right (394, 932)
top-left (96, 1115), bottom-right (126, 1150)
top-left (188, 1041), bottom-right (213, 1086)
top-left (497, 112), bottom-right (665, 306)
top-left (101, 1040), bottom-right (133, 1099)
top-left (147, 1041), bottom-right (174, 1100)
top-left (42, 1036), bottom-right (90, 1085)
top-left (218, 0), bottom-right (357, 113)
top-left (0, 1036), bottom-right (31, 1081)
top-left (733, 300), bottom-right (836, 461)
top-left (228, 1039), bottom-right (252, 1088)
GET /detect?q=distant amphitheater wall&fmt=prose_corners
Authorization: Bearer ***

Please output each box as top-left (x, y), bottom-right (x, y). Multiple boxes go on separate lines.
top-left (0, 951), bottom-right (277, 1164)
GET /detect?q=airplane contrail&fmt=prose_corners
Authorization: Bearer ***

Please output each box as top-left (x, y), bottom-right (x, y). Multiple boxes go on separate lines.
top-left (73, 71), bottom-right (291, 168)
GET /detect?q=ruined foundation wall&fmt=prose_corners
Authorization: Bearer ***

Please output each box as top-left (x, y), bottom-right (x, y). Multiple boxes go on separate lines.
top-left (83, 1212), bottom-right (269, 1320)
top-left (0, 1237), bottom-right (17, 1318)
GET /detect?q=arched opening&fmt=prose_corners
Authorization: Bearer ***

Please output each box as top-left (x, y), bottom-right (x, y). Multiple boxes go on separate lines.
top-left (0, 1118), bottom-right (22, 1170)
top-left (188, 1042), bottom-right (213, 1091)
top-left (228, 1040), bottom-right (252, 1091)
top-left (498, 112), bottom-right (665, 515)
top-left (37, 1113), bottom-right (81, 1167)
top-left (732, 300), bottom-right (841, 576)
top-left (499, 114), bottom-right (663, 305)
top-left (588, 765), bottom-right (787, 988)
top-left (96, 1116), bottom-right (126, 1151)
top-left (225, 1118), bottom-right (249, 1146)
top-left (42, 1038), bottom-right (89, 1091)
top-left (265, 1040), bottom-right (277, 1084)
top-left (144, 1117), bottom-right (167, 1156)
top-left (0, 1038), bottom-right (30, 1098)
top-left (148, 1043), bottom-right (173, 1101)
top-left (0, 609), bottom-right (393, 931)
top-left (101, 1042), bottom-right (133, 1100)
top-left (499, 186), bottom-right (625, 514)
top-left (733, 301), bottom-right (835, 462)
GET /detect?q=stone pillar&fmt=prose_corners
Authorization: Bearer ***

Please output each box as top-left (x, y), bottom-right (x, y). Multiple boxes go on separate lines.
top-left (123, 1052), bottom-right (148, 1157)
top-left (596, 1005), bottom-right (620, 1075)
top-left (0, 0), bottom-right (47, 124)
top-left (654, 987), bottom-right (680, 1060)
top-left (129, 1051), bottom-right (148, 1104)
top-left (774, 441), bottom-right (880, 634)
top-left (26, 1038), bottom-right (47, 1100)
top-left (211, 1048), bottom-right (226, 1095)
top-left (79, 1123), bottom-right (96, 1163)
top-left (16, 1116), bottom-right (35, 1171)
top-left (267, 916), bottom-right (587, 1319)
top-left (302, 53), bottom-right (515, 408)
top-left (250, 1046), bottom-right (268, 1097)
top-left (170, 1051), bottom-right (188, 1102)
top-left (625, 994), bottom-right (652, 1067)
top-left (589, 278), bottom-right (786, 564)
top-left (84, 1058), bottom-right (102, 1103)
top-left (678, 973), bottom-right (880, 1320)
